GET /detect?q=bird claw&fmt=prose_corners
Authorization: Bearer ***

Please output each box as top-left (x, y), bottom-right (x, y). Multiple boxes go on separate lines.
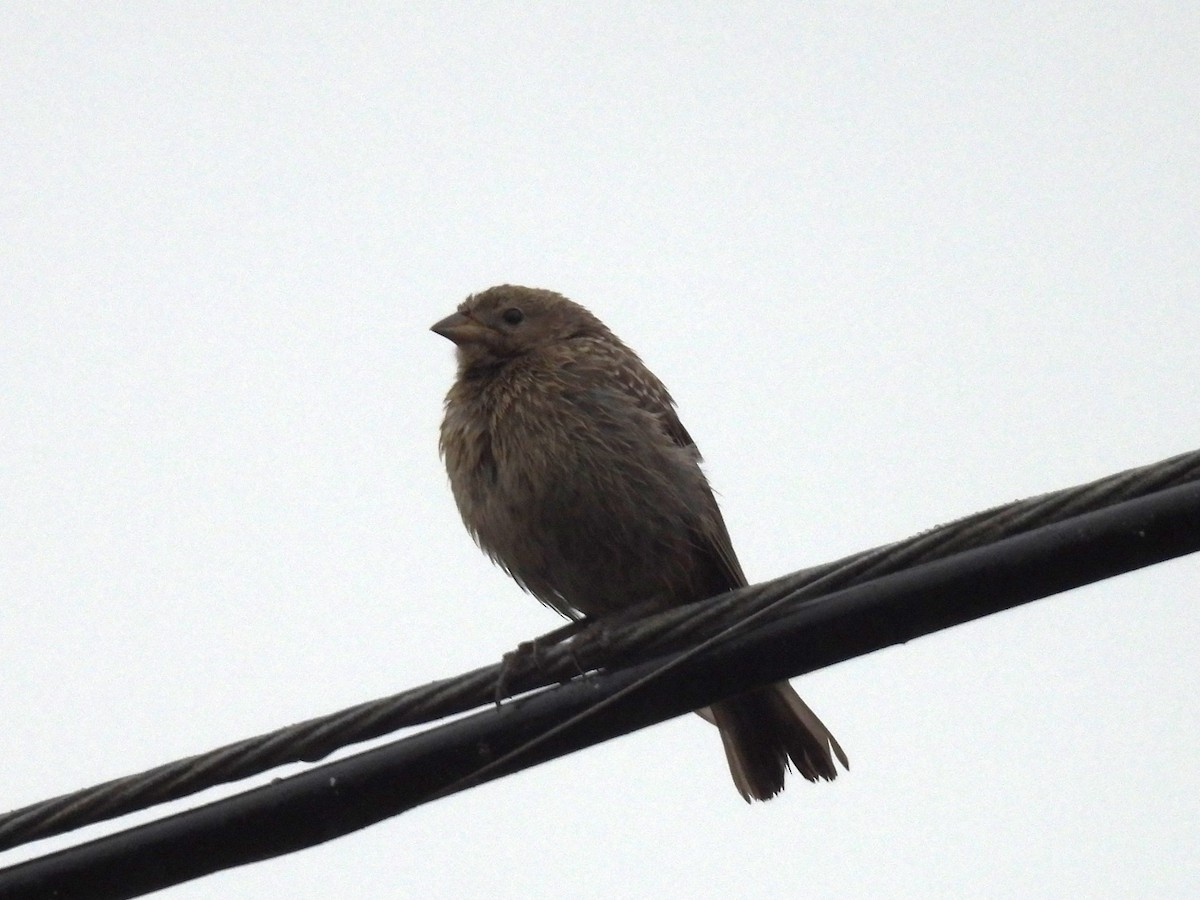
top-left (493, 618), bottom-right (590, 705)
top-left (494, 641), bottom-right (538, 706)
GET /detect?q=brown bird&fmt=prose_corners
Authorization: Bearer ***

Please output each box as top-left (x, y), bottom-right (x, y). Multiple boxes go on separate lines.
top-left (432, 284), bottom-right (847, 801)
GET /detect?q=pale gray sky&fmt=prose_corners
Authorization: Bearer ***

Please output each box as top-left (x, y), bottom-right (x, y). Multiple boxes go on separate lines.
top-left (2, 4), bottom-right (1198, 898)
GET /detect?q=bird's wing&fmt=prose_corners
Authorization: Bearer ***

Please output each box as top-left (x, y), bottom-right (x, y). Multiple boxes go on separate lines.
top-left (695, 492), bottom-right (749, 589)
top-left (577, 337), bottom-right (696, 450)
top-left (569, 337), bottom-right (749, 591)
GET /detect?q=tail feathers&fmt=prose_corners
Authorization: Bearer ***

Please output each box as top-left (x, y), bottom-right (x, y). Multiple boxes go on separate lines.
top-left (708, 682), bottom-right (847, 802)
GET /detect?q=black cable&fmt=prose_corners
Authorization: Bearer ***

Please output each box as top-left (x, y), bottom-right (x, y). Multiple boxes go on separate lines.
top-left (2, 448), bottom-right (1197, 855)
top-left (2, 478), bottom-right (1198, 900)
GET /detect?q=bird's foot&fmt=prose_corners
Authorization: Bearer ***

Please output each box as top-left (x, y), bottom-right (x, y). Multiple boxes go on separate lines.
top-left (494, 618), bottom-right (590, 705)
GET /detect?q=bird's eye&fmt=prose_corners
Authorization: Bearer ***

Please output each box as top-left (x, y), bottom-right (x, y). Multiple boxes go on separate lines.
top-left (501, 307), bottom-right (524, 325)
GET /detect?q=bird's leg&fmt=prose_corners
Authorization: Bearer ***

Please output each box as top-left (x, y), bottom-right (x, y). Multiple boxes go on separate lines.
top-left (556, 600), bottom-right (672, 676)
top-left (494, 617), bottom-right (592, 705)
top-left (569, 599), bottom-right (669, 666)
top-left (493, 599), bottom-right (668, 703)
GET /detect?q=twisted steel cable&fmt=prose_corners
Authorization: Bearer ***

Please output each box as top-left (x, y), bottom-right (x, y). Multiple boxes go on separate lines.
top-left (1, 448), bottom-right (1198, 854)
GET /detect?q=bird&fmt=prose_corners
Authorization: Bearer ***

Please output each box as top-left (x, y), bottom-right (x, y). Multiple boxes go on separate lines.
top-left (431, 284), bottom-right (847, 801)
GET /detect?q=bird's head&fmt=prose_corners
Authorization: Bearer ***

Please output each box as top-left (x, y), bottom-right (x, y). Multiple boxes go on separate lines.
top-left (431, 285), bottom-right (608, 371)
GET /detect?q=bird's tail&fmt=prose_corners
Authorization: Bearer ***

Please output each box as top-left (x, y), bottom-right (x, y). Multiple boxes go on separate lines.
top-left (707, 682), bottom-right (848, 801)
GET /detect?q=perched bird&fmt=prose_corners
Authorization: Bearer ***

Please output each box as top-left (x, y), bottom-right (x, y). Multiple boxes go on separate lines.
top-left (432, 284), bottom-right (847, 801)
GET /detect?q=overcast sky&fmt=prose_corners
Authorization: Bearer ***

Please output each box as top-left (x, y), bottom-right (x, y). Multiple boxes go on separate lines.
top-left (2, 4), bottom-right (1198, 898)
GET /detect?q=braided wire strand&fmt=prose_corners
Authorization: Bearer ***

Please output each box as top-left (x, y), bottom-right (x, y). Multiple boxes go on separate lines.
top-left (2, 448), bottom-right (1197, 852)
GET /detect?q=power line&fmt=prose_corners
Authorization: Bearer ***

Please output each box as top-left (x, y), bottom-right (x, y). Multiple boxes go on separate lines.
top-left (1, 451), bottom-right (1198, 898)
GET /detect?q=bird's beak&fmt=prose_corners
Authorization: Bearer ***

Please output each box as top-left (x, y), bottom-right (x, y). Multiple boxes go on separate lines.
top-left (430, 311), bottom-right (489, 345)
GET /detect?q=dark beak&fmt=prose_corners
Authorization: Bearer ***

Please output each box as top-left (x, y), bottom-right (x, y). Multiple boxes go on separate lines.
top-left (430, 311), bottom-right (490, 345)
